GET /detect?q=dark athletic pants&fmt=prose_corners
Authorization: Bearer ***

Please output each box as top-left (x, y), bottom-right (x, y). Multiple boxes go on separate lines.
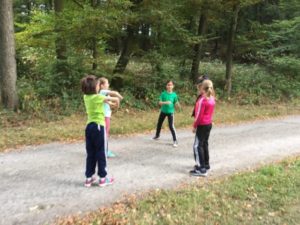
top-left (85, 123), bottom-right (107, 178)
top-left (193, 124), bottom-right (212, 169)
top-left (155, 112), bottom-right (177, 141)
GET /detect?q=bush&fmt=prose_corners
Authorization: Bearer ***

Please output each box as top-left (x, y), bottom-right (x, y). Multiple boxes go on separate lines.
top-left (271, 56), bottom-right (300, 79)
top-left (16, 53), bottom-right (300, 115)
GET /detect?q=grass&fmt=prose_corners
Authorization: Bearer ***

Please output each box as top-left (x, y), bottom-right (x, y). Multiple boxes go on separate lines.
top-left (1, 100), bottom-right (300, 152)
top-left (56, 157), bottom-right (300, 225)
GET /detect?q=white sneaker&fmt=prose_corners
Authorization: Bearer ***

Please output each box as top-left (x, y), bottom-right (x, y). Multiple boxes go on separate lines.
top-left (99, 177), bottom-right (114, 187)
top-left (84, 177), bottom-right (97, 187)
top-left (173, 141), bottom-right (178, 147)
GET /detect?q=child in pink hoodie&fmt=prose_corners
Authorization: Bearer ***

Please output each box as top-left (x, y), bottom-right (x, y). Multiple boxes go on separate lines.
top-left (190, 79), bottom-right (215, 177)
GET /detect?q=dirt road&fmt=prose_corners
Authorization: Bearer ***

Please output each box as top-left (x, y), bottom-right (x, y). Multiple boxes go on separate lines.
top-left (1, 116), bottom-right (300, 225)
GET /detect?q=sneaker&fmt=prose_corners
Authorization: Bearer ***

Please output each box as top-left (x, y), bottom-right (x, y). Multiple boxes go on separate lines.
top-left (173, 141), bottom-right (178, 147)
top-left (194, 164), bottom-right (210, 171)
top-left (152, 136), bottom-right (160, 140)
top-left (107, 150), bottom-right (116, 158)
top-left (84, 177), bottom-right (97, 187)
top-left (99, 177), bottom-right (114, 187)
top-left (189, 169), bottom-right (207, 177)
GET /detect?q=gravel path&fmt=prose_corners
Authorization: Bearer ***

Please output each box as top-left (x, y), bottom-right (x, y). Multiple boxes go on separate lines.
top-left (1, 116), bottom-right (300, 225)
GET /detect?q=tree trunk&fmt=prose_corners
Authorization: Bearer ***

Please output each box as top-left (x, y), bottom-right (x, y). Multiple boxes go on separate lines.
top-left (48, 0), bottom-right (53, 10)
top-left (190, 12), bottom-right (207, 82)
top-left (113, 25), bottom-right (135, 74)
top-left (92, 39), bottom-right (98, 70)
top-left (225, 4), bottom-right (240, 97)
top-left (212, 31), bottom-right (219, 57)
top-left (26, 0), bottom-right (32, 15)
top-left (112, 0), bottom-right (142, 90)
top-left (141, 23), bottom-right (151, 51)
top-left (179, 58), bottom-right (186, 78)
top-left (113, 0), bottom-right (142, 75)
top-left (91, 0), bottom-right (99, 6)
top-left (0, 0), bottom-right (18, 110)
top-left (54, 0), bottom-right (66, 61)
top-left (54, 0), bottom-right (68, 76)
top-left (91, 0), bottom-right (98, 70)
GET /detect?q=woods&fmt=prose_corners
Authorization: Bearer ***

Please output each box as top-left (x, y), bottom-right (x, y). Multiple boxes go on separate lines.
top-left (0, 0), bottom-right (299, 111)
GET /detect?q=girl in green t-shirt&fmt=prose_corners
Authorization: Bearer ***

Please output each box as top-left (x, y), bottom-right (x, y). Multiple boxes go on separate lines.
top-left (152, 80), bottom-right (181, 147)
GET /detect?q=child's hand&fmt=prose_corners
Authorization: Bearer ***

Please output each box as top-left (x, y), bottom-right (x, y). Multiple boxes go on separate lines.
top-left (192, 127), bottom-right (196, 133)
top-left (108, 100), bottom-right (119, 109)
top-left (176, 102), bottom-right (182, 111)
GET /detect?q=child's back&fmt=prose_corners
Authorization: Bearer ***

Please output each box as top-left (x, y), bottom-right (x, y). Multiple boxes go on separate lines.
top-left (81, 75), bottom-right (114, 188)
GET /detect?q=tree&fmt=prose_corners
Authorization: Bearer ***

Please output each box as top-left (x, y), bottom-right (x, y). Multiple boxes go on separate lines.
top-left (91, 0), bottom-right (99, 70)
top-left (0, 0), bottom-right (18, 110)
top-left (223, 0), bottom-right (262, 96)
top-left (190, 11), bottom-right (207, 82)
top-left (225, 3), bottom-right (240, 97)
top-left (54, 0), bottom-right (68, 76)
top-left (113, 0), bottom-right (143, 75)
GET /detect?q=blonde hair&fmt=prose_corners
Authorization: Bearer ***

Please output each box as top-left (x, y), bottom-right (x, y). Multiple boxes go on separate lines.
top-left (98, 77), bottom-right (108, 89)
top-left (202, 80), bottom-right (215, 98)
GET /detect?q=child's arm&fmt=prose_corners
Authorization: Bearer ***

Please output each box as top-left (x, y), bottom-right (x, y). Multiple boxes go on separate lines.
top-left (107, 101), bottom-right (118, 110)
top-left (159, 101), bottom-right (171, 106)
top-left (106, 90), bottom-right (123, 100)
top-left (175, 102), bottom-right (181, 111)
top-left (193, 98), bottom-right (204, 129)
top-left (104, 96), bottom-right (120, 108)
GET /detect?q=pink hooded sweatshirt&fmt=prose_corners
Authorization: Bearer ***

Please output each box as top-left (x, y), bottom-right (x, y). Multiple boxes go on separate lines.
top-left (193, 96), bottom-right (215, 128)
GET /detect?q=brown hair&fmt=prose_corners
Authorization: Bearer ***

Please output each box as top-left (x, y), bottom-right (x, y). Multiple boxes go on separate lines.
top-left (202, 80), bottom-right (215, 98)
top-left (166, 80), bottom-right (174, 85)
top-left (196, 74), bottom-right (209, 84)
top-left (81, 75), bottom-right (98, 94)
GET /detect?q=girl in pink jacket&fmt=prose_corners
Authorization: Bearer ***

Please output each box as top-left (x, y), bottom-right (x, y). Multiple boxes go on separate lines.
top-left (190, 80), bottom-right (215, 177)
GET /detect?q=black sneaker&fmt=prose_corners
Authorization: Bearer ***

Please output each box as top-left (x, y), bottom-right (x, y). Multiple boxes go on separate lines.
top-left (205, 165), bottom-right (210, 170)
top-left (189, 169), bottom-right (207, 177)
top-left (194, 165), bottom-right (209, 171)
top-left (152, 136), bottom-right (160, 140)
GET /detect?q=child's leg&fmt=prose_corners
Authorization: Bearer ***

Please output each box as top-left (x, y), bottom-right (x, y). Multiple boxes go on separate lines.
top-left (193, 133), bottom-right (200, 165)
top-left (167, 113), bottom-right (177, 141)
top-left (196, 126), bottom-right (206, 169)
top-left (155, 112), bottom-right (166, 137)
top-left (202, 124), bottom-right (212, 168)
top-left (94, 125), bottom-right (107, 178)
top-left (105, 117), bottom-right (116, 157)
top-left (105, 117), bottom-right (110, 137)
top-left (105, 117), bottom-right (110, 154)
top-left (85, 123), bottom-right (97, 178)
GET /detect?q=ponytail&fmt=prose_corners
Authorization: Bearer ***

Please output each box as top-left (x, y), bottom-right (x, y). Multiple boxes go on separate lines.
top-left (206, 87), bottom-right (213, 98)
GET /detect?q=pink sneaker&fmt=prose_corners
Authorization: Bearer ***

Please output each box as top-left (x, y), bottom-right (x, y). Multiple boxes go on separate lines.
top-left (99, 177), bottom-right (114, 187)
top-left (84, 177), bottom-right (97, 187)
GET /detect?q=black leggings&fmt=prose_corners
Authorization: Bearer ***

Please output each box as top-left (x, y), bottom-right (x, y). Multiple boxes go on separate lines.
top-left (193, 124), bottom-right (212, 168)
top-left (85, 123), bottom-right (107, 178)
top-left (155, 112), bottom-right (177, 141)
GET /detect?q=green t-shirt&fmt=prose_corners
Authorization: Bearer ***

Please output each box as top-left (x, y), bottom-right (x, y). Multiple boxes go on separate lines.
top-left (159, 91), bottom-right (178, 114)
top-left (83, 94), bottom-right (105, 125)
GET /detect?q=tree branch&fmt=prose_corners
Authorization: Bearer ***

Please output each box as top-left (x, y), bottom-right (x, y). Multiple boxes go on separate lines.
top-left (71, 0), bottom-right (84, 8)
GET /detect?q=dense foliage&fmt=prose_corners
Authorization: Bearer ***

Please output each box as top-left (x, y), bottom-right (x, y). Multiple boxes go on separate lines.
top-left (8, 0), bottom-right (300, 113)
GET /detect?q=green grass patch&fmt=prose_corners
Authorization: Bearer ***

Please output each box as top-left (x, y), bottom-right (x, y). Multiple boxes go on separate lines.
top-left (1, 101), bottom-right (300, 152)
top-left (56, 157), bottom-right (300, 225)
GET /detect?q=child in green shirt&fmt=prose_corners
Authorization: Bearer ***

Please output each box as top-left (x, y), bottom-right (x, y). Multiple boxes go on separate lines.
top-left (81, 75), bottom-right (119, 187)
top-left (152, 80), bottom-right (181, 147)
